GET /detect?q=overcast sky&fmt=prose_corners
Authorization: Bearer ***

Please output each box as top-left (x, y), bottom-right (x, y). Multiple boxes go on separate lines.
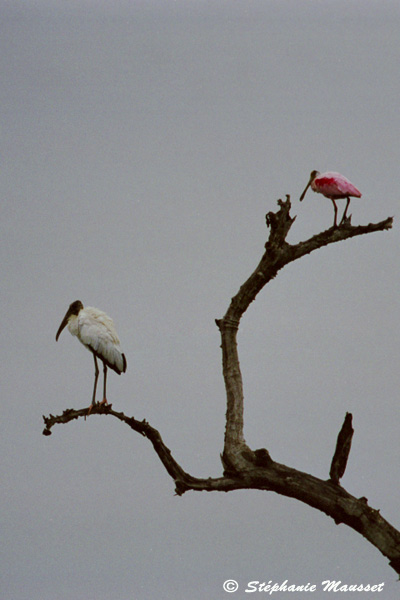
top-left (2, 1), bottom-right (399, 599)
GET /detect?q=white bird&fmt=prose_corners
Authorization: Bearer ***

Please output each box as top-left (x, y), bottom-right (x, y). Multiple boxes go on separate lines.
top-left (56, 300), bottom-right (127, 412)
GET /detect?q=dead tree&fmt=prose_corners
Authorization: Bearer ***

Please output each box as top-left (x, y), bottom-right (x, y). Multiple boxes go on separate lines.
top-left (43, 197), bottom-right (399, 575)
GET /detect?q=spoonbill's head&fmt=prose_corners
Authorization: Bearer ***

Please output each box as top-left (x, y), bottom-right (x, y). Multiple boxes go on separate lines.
top-left (299, 170), bottom-right (320, 201)
top-left (56, 300), bottom-right (83, 341)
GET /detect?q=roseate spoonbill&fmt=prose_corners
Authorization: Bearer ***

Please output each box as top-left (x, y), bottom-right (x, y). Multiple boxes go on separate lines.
top-left (56, 300), bottom-right (127, 412)
top-left (299, 170), bottom-right (362, 227)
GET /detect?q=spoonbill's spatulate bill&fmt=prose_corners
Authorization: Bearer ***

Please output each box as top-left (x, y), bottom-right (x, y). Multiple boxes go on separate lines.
top-left (300, 170), bottom-right (362, 227)
top-left (56, 300), bottom-right (127, 412)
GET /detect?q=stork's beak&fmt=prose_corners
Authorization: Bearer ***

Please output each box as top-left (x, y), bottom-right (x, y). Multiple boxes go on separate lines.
top-left (56, 308), bottom-right (71, 341)
top-left (299, 176), bottom-right (312, 202)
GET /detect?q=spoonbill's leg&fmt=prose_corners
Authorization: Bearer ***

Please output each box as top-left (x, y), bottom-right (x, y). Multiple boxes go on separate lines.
top-left (340, 197), bottom-right (351, 225)
top-left (331, 199), bottom-right (338, 228)
top-left (87, 354), bottom-right (99, 414)
top-left (99, 362), bottom-right (109, 406)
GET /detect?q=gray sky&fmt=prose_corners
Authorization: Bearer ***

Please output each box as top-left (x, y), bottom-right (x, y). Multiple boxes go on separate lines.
top-left (2, 1), bottom-right (399, 599)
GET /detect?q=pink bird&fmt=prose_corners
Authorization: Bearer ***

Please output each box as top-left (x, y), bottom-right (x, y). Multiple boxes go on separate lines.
top-left (300, 170), bottom-right (362, 227)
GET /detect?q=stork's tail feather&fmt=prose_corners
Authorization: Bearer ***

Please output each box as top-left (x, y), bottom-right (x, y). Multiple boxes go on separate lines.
top-left (91, 347), bottom-right (127, 375)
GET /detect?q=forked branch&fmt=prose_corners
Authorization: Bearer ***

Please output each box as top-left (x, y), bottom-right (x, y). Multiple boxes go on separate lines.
top-left (44, 197), bottom-right (399, 574)
top-left (216, 197), bottom-right (392, 468)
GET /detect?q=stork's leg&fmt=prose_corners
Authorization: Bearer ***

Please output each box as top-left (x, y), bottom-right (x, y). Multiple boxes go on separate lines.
top-left (340, 196), bottom-right (351, 225)
top-left (331, 199), bottom-right (338, 227)
top-left (99, 362), bottom-right (108, 406)
top-left (87, 354), bottom-right (99, 414)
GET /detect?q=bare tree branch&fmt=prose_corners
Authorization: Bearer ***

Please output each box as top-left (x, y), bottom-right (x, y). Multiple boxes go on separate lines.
top-left (216, 197), bottom-right (392, 468)
top-left (42, 402), bottom-right (400, 573)
top-left (44, 197), bottom-right (399, 574)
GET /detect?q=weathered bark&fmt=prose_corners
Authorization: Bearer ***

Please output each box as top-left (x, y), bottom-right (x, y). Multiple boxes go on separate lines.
top-left (330, 412), bottom-right (354, 484)
top-left (44, 197), bottom-right (399, 574)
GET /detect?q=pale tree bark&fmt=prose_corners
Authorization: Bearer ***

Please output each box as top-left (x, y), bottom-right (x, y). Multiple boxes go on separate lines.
top-left (43, 197), bottom-right (400, 575)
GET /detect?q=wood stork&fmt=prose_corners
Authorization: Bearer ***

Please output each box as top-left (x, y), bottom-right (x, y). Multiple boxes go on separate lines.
top-left (56, 300), bottom-right (127, 412)
top-left (299, 170), bottom-right (362, 227)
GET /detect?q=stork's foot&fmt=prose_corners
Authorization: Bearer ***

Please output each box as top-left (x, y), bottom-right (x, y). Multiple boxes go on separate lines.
top-left (85, 399), bottom-right (109, 419)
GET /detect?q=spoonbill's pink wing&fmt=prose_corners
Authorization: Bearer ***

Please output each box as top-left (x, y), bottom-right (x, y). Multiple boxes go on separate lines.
top-left (315, 172), bottom-right (362, 199)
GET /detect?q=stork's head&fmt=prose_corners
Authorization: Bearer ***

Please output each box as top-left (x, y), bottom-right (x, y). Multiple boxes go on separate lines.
top-left (299, 170), bottom-right (320, 201)
top-left (56, 300), bottom-right (83, 341)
